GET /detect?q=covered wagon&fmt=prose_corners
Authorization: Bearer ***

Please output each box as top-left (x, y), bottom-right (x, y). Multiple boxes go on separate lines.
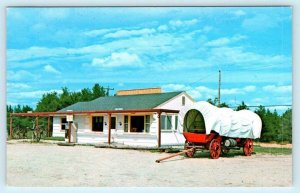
top-left (178, 101), bottom-right (262, 159)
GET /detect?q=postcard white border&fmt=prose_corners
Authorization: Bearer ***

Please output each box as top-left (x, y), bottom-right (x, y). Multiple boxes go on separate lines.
top-left (0, 1), bottom-right (299, 193)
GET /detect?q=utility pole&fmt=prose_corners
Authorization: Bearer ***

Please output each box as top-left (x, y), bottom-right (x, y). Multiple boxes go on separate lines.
top-left (218, 70), bottom-right (221, 107)
top-left (104, 86), bottom-right (114, 96)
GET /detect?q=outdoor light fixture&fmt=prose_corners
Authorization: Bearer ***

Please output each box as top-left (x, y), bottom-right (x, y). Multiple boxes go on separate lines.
top-left (119, 122), bottom-right (122, 126)
top-left (104, 122), bottom-right (107, 126)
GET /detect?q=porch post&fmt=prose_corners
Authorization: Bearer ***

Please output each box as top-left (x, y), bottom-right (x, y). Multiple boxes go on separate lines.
top-left (157, 112), bottom-right (161, 148)
top-left (9, 114), bottom-right (13, 140)
top-left (108, 113), bottom-right (111, 145)
top-left (36, 116), bottom-right (39, 135)
top-left (47, 116), bottom-right (50, 137)
top-left (68, 121), bottom-right (71, 143)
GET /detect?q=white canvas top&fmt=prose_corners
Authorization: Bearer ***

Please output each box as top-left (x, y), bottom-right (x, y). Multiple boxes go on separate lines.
top-left (178, 101), bottom-right (262, 139)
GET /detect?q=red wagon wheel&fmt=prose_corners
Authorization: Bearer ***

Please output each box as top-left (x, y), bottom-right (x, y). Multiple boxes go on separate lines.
top-left (243, 139), bottom-right (254, 156)
top-left (184, 141), bottom-right (195, 158)
top-left (209, 139), bottom-right (221, 159)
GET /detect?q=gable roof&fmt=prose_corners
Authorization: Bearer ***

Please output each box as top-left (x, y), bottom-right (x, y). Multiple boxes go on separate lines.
top-left (58, 91), bottom-right (183, 112)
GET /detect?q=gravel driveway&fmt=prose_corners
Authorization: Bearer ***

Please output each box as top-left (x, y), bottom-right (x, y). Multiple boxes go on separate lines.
top-left (6, 143), bottom-right (292, 187)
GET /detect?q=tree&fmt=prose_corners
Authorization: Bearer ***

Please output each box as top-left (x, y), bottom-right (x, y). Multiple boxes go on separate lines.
top-left (235, 101), bottom-right (249, 111)
top-left (207, 98), bottom-right (229, 107)
top-left (92, 83), bottom-right (107, 98)
top-left (36, 92), bottom-right (61, 112)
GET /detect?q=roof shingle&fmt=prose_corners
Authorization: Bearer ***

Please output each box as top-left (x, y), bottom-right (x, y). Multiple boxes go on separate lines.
top-left (58, 91), bottom-right (183, 112)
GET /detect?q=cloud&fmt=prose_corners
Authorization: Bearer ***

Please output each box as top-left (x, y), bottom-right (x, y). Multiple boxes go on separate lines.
top-left (162, 84), bottom-right (192, 92)
top-left (208, 46), bottom-right (291, 70)
top-left (157, 25), bottom-right (168, 31)
top-left (263, 85), bottom-right (292, 93)
top-left (7, 83), bottom-right (31, 89)
top-left (7, 70), bottom-right (36, 81)
top-left (40, 9), bottom-right (70, 20)
top-left (242, 14), bottom-right (278, 30)
top-left (104, 28), bottom-right (156, 39)
top-left (44, 65), bottom-right (61, 74)
top-left (231, 10), bottom-right (246, 16)
top-left (202, 26), bottom-right (213, 33)
top-left (244, 85), bottom-right (256, 92)
top-left (83, 29), bottom-right (116, 37)
top-left (205, 34), bottom-right (247, 47)
top-left (163, 84), bottom-right (257, 101)
top-left (8, 89), bottom-right (62, 99)
top-left (91, 52), bottom-right (142, 68)
top-left (169, 19), bottom-right (198, 28)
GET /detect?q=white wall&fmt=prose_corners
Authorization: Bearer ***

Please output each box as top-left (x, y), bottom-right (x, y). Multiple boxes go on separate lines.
top-left (53, 116), bottom-right (64, 137)
top-left (155, 92), bottom-right (194, 110)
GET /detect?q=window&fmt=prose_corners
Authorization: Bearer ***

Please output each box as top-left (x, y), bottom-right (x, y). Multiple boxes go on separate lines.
top-left (61, 117), bottom-right (67, 130)
top-left (160, 115), bottom-right (172, 130)
top-left (175, 115), bottom-right (178, 130)
top-left (124, 115), bottom-right (129, 132)
top-left (144, 115), bottom-right (150, 133)
top-left (111, 117), bottom-right (116, 129)
top-left (92, 116), bottom-right (103, 132)
top-left (182, 96), bottom-right (186, 106)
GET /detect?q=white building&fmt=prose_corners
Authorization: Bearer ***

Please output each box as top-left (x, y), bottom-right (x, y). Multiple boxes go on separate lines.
top-left (52, 88), bottom-right (195, 147)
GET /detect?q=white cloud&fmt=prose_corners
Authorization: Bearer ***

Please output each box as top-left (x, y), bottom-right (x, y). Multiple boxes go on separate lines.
top-left (169, 19), bottom-right (198, 28)
top-left (263, 85), bottom-right (292, 93)
top-left (7, 83), bottom-right (31, 90)
top-left (205, 37), bottom-right (230, 47)
top-left (244, 85), bottom-right (256, 92)
top-left (104, 28), bottom-right (156, 39)
top-left (157, 25), bottom-right (168, 31)
top-left (91, 52), bottom-right (142, 68)
top-left (231, 10), bottom-right (246, 16)
top-left (8, 89), bottom-right (62, 99)
top-left (205, 34), bottom-right (247, 47)
top-left (83, 29), bottom-right (116, 37)
top-left (44, 65), bottom-right (61, 74)
top-left (208, 46), bottom-right (291, 70)
top-left (162, 84), bottom-right (256, 101)
top-left (242, 14), bottom-right (278, 30)
top-left (7, 70), bottom-right (36, 81)
top-left (40, 9), bottom-right (70, 20)
top-left (202, 26), bottom-right (213, 33)
top-left (162, 84), bottom-right (192, 92)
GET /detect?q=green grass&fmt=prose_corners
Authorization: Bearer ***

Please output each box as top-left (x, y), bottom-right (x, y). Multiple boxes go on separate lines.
top-left (253, 145), bottom-right (292, 155)
top-left (42, 136), bottom-right (65, 141)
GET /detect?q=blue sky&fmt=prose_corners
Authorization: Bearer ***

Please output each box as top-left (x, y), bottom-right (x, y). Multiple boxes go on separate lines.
top-left (6, 7), bottom-right (292, 112)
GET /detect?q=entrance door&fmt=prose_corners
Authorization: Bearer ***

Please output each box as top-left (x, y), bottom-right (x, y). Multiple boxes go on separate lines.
top-left (92, 116), bottom-right (103, 132)
top-left (111, 117), bottom-right (116, 129)
top-left (131, 116), bottom-right (145, 132)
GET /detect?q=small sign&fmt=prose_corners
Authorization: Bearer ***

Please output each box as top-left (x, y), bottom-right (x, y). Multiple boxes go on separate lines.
top-left (67, 114), bottom-right (73, 122)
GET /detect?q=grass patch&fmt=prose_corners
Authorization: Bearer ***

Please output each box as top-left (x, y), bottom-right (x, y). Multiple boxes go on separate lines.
top-left (253, 145), bottom-right (292, 155)
top-left (42, 136), bottom-right (65, 141)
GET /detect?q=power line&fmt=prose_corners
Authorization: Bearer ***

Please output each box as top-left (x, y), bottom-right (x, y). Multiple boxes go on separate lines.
top-left (229, 104), bottom-right (292, 108)
top-left (104, 86), bottom-right (114, 96)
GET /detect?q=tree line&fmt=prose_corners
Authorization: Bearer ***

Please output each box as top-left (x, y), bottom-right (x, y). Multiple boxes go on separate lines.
top-left (207, 97), bottom-right (292, 143)
top-left (7, 85), bottom-right (292, 143)
top-left (7, 83), bottom-right (107, 139)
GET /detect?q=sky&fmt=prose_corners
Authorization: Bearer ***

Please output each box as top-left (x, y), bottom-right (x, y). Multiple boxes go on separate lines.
top-left (6, 7), bottom-right (292, 112)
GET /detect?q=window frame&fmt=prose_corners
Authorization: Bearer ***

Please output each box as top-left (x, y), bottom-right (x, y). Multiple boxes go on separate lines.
top-left (61, 117), bottom-right (67, 131)
top-left (160, 115), bottom-right (173, 131)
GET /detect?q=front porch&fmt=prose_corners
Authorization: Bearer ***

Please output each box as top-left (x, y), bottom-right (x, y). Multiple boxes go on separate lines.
top-left (9, 108), bottom-right (183, 147)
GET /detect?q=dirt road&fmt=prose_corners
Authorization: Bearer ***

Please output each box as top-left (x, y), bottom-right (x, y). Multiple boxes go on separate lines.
top-left (6, 143), bottom-right (292, 187)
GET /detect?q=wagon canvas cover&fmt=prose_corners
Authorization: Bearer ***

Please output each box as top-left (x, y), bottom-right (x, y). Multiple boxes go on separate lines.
top-left (178, 101), bottom-right (262, 139)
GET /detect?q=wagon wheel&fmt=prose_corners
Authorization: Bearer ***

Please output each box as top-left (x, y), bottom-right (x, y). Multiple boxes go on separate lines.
top-left (221, 146), bottom-right (230, 155)
top-left (209, 139), bottom-right (221, 159)
top-left (184, 141), bottom-right (195, 158)
top-left (243, 139), bottom-right (254, 156)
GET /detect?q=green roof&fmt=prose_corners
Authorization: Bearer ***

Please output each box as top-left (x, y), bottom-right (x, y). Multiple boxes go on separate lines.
top-left (58, 91), bottom-right (183, 112)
